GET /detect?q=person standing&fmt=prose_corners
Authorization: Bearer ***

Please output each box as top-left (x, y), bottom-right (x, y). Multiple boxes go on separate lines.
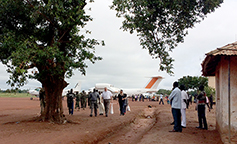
top-left (166, 96), bottom-right (170, 104)
top-left (67, 89), bottom-right (75, 115)
top-left (80, 90), bottom-right (87, 110)
top-left (118, 90), bottom-right (127, 116)
top-left (102, 87), bottom-right (113, 117)
top-left (124, 96), bottom-right (129, 113)
top-left (209, 94), bottom-right (213, 109)
top-left (89, 89), bottom-right (100, 117)
top-left (168, 81), bottom-right (182, 132)
top-left (141, 94), bottom-right (144, 102)
top-left (39, 87), bottom-right (46, 114)
top-left (75, 92), bottom-right (81, 111)
top-left (88, 92), bottom-right (91, 108)
top-left (180, 85), bottom-right (188, 128)
top-left (196, 85), bottom-right (210, 130)
top-left (159, 93), bottom-right (164, 105)
top-left (189, 94), bottom-right (193, 105)
top-left (98, 91), bottom-right (104, 115)
top-left (132, 95), bottom-right (135, 101)
top-left (186, 92), bottom-right (190, 109)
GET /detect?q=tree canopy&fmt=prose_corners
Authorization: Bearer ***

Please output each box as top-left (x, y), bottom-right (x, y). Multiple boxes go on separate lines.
top-left (178, 76), bottom-right (215, 100)
top-left (0, 0), bottom-right (103, 123)
top-left (178, 75), bottom-right (208, 91)
top-left (111, 0), bottom-right (223, 74)
top-left (204, 86), bottom-right (215, 97)
top-left (0, 0), bottom-right (102, 88)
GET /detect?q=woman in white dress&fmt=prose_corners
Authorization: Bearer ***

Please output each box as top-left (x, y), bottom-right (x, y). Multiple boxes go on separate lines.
top-left (98, 91), bottom-right (104, 115)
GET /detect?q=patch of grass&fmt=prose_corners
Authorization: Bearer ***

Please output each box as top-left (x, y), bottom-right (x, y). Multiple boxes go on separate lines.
top-left (0, 93), bottom-right (32, 98)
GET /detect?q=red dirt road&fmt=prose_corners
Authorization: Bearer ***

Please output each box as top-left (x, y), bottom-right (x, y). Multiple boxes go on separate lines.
top-left (0, 97), bottom-right (222, 144)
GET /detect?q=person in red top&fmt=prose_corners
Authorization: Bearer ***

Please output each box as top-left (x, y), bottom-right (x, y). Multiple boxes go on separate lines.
top-left (196, 85), bottom-right (210, 130)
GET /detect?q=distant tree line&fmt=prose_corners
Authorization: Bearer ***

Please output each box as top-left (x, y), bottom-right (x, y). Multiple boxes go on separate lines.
top-left (0, 88), bottom-right (28, 93)
top-left (157, 76), bottom-right (215, 100)
top-left (157, 89), bottom-right (172, 96)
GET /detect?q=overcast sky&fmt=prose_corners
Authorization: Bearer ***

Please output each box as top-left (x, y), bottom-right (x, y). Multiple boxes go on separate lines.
top-left (0, 0), bottom-right (237, 91)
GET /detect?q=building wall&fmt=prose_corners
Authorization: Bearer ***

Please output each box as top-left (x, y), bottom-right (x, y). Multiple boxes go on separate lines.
top-left (208, 76), bottom-right (216, 89)
top-left (215, 56), bottom-right (237, 143)
top-left (215, 66), bottom-right (221, 133)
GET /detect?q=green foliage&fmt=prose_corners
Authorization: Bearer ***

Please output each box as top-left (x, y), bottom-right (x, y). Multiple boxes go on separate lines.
top-left (188, 90), bottom-right (198, 96)
top-left (0, 0), bottom-right (103, 88)
top-left (178, 76), bottom-right (208, 90)
top-left (111, 0), bottom-right (223, 74)
top-left (157, 89), bottom-right (172, 95)
top-left (204, 86), bottom-right (215, 98)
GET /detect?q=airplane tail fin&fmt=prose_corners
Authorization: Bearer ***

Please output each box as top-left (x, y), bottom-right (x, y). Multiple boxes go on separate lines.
top-left (73, 81), bottom-right (81, 92)
top-left (145, 76), bottom-right (163, 89)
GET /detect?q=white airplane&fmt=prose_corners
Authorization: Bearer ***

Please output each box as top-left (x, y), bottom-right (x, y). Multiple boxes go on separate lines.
top-left (95, 76), bottom-right (163, 96)
top-left (28, 87), bottom-right (41, 97)
top-left (28, 81), bottom-right (82, 97)
top-left (62, 81), bottom-right (82, 96)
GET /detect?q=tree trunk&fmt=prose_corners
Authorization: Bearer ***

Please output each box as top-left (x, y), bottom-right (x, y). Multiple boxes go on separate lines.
top-left (40, 76), bottom-right (68, 123)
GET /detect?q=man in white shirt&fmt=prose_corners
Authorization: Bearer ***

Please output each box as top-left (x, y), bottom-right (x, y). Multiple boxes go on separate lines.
top-left (159, 93), bottom-right (164, 105)
top-left (180, 85), bottom-right (188, 128)
top-left (102, 87), bottom-right (113, 117)
top-left (168, 81), bottom-right (182, 132)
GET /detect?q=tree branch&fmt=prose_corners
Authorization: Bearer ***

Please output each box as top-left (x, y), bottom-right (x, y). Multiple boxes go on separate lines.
top-left (25, 0), bottom-right (55, 27)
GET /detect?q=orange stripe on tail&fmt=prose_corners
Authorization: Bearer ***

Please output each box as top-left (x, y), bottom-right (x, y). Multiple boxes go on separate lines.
top-left (145, 77), bottom-right (158, 89)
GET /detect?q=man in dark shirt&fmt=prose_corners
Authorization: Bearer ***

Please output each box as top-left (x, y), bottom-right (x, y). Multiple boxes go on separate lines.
top-left (89, 89), bottom-right (100, 117)
top-left (209, 95), bottom-right (213, 109)
top-left (67, 89), bottom-right (75, 115)
top-left (80, 90), bottom-right (87, 110)
top-left (75, 92), bottom-right (81, 111)
top-left (118, 90), bottom-right (127, 116)
top-left (196, 85), bottom-right (209, 130)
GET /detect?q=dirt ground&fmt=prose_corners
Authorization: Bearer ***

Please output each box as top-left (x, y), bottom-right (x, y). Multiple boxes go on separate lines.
top-left (0, 97), bottom-right (222, 144)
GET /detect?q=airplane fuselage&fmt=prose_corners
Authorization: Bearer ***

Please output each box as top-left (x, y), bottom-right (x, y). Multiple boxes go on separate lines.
top-left (94, 76), bottom-right (163, 96)
top-left (122, 88), bottom-right (158, 96)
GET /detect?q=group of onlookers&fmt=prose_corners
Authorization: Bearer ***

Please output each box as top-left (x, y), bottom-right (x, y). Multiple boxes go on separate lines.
top-left (131, 94), bottom-right (145, 102)
top-left (66, 89), bottom-right (88, 115)
top-left (65, 82), bottom-right (212, 132)
top-left (66, 87), bottom-right (130, 117)
top-left (168, 81), bottom-right (211, 132)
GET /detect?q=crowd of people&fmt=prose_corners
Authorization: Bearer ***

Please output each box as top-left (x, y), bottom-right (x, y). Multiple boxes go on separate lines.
top-left (168, 82), bottom-right (212, 132)
top-left (125, 81), bottom-right (213, 133)
top-left (65, 87), bottom-right (130, 117)
top-left (58, 82), bottom-right (213, 132)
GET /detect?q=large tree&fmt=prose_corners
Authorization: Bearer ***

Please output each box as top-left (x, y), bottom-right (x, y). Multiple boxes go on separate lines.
top-left (178, 75), bottom-right (215, 99)
top-left (0, 0), bottom-right (103, 123)
top-left (178, 76), bottom-right (208, 91)
top-left (111, 0), bottom-right (223, 74)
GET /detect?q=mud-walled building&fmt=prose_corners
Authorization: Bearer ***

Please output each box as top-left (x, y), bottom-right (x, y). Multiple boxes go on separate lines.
top-left (202, 41), bottom-right (237, 143)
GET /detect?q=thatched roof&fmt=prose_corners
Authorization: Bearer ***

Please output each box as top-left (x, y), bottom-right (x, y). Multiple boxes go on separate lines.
top-left (202, 41), bottom-right (237, 76)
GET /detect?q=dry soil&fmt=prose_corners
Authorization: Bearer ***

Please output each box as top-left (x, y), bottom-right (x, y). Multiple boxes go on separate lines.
top-left (0, 97), bottom-right (222, 144)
